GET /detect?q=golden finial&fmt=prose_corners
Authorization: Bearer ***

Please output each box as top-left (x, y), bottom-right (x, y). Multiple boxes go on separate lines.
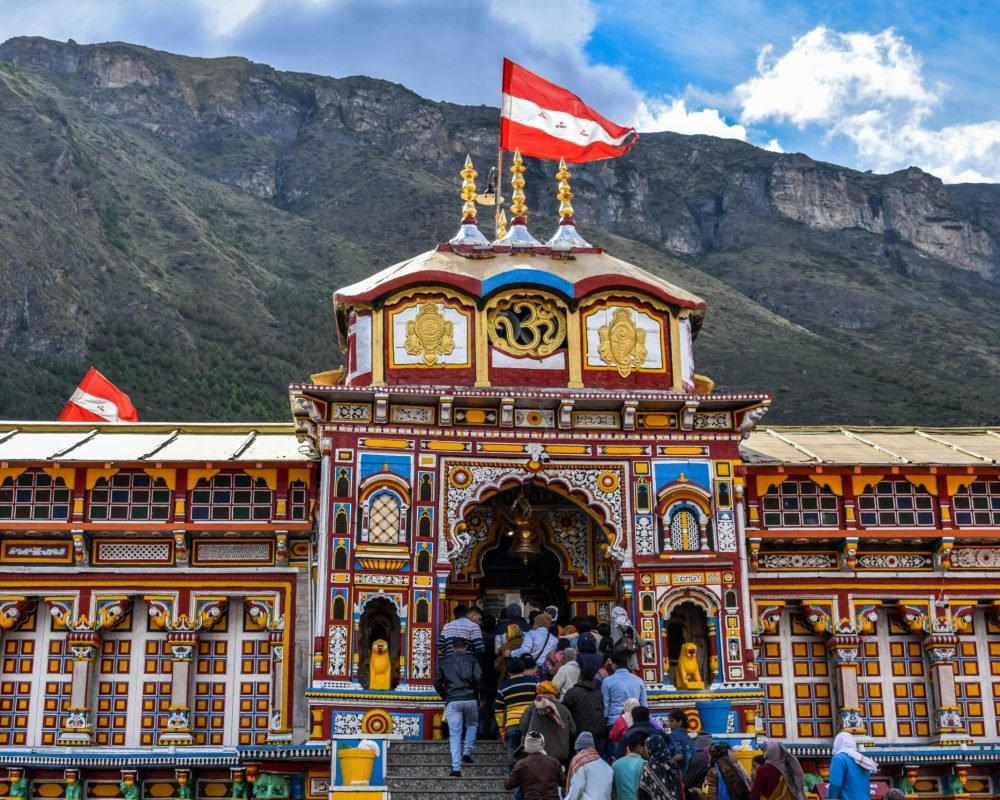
top-left (496, 209), bottom-right (508, 239)
top-left (556, 158), bottom-right (574, 220)
top-left (460, 155), bottom-right (478, 220)
top-left (509, 148), bottom-right (527, 219)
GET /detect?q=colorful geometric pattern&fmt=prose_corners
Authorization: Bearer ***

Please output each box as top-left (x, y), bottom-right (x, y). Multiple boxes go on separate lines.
top-left (95, 638), bottom-right (132, 746)
top-left (858, 640), bottom-right (887, 738)
top-left (789, 638), bottom-right (834, 739)
top-left (40, 638), bottom-right (73, 745)
top-left (956, 638), bottom-right (986, 737)
top-left (889, 638), bottom-right (930, 738)
top-left (140, 639), bottom-right (173, 745)
top-left (194, 638), bottom-right (229, 745)
top-left (759, 639), bottom-right (787, 740)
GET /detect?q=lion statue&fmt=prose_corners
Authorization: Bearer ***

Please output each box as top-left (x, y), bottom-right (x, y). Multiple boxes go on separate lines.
top-left (369, 638), bottom-right (393, 690)
top-left (674, 641), bottom-right (704, 689)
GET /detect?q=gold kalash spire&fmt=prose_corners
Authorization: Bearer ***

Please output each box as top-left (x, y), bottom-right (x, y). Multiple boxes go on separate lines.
top-left (545, 157), bottom-right (592, 250)
top-left (447, 155), bottom-right (491, 247)
top-left (493, 148), bottom-right (541, 247)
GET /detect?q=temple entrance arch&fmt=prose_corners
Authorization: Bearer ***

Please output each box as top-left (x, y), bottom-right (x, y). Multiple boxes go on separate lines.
top-left (445, 480), bottom-right (619, 624)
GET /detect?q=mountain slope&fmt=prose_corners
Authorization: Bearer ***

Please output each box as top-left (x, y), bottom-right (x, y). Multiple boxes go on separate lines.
top-left (1, 37), bottom-right (998, 424)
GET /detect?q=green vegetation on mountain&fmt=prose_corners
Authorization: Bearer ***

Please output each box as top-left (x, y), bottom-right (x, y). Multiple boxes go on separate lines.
top-left (1, 37), bottom-right (998, 424)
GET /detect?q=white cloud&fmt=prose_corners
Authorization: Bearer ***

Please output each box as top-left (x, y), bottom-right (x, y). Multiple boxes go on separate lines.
top-left (762, 138), bottom-right (784, 153)
top-left (736, 26), bottom-right (936, 127)
top-left (734, 25), bottom-right (1000, 183)
top-left (634, 98), bottom-right (747, 140)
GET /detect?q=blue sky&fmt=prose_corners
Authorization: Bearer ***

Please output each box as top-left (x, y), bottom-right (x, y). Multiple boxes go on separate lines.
top-left (1, 0), bottom-right (998, 182)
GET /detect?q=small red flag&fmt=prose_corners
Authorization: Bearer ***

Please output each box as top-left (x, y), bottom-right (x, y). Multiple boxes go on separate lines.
top-left (57, 368), bottom-right (139, 423)
top-left (500, 58), bottom-right (638, 163)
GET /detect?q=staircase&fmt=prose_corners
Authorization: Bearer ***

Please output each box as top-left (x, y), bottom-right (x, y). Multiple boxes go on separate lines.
top-left (386, 739), bottom-right (512, 800)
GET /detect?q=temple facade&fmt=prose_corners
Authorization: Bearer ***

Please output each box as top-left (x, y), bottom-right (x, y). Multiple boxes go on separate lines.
top-left (1, 155), bottom-right (999, 797)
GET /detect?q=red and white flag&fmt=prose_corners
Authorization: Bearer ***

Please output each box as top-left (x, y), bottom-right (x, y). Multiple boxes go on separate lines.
top-left (501, 58), bottom-right (638, 163)
top-left (57, 367), bottom-right (139, 423)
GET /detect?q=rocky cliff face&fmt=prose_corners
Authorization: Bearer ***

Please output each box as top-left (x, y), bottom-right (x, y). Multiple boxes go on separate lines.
top-left (1, 36), bottom-right (999, 424)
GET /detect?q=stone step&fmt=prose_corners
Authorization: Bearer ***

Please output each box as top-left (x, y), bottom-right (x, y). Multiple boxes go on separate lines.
top-left (390, 740), bottom-right (507, 755)
top-left (387, 776), bottom-right (509, 793)
top-left (388, 762), bottom-right (509, 777)
top-left (389, 793), bottom-right (512, 800)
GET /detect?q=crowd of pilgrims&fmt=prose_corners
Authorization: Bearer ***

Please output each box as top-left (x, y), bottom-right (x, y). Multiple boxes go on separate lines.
top-left (434, 602), bottom-right (880, 800)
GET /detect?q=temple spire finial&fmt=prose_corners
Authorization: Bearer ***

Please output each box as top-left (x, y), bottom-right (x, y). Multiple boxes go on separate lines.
top-left (493, 149), bottom-right (541, 247)
top-left (496, 209), bottom-right (508, 239)
top-left (460, 155), bottom-right (478, 221)
top-left (545, 156), bottom-right (591, 250)
top-left (448, 155), bottom-right (490, 248)
top-left (509, 148), bottom-right (528, 220)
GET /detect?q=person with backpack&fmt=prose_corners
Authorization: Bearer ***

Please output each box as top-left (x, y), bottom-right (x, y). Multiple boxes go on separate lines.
top-left (512, 612), bottom-right (558, 677)
top-left (611, 606), bottom-right (641, 671)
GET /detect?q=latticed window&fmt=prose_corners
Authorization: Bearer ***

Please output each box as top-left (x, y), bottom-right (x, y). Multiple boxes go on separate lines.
top-left (88, 471), bottom-right (171, 521)
top-left (190, 473), bottom-right (272, 522)
top-left (857, 480), bottom-right (935, 527)
top-left (0, 471), bottom-right (71, 520)
top-left (370, 492), bottom-right (401, 544)
top-left (288, 480), bottom-right (308, 522)
top-left (953, 479), bottom-right (1000, 527)
top-left (668, 509), bottom-right (699, 551)
top-left (762, 479), bottom-right (840, 527)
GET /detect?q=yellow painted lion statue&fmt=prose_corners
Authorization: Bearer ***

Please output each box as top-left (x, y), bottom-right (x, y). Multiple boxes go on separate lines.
top-left (674, 641), bottom-right (704, 689)
top-left (369, 638), bottom-right (393, 690)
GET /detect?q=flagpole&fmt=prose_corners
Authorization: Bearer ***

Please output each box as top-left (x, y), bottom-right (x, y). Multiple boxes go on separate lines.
top-left (496, 65), bottom-right (505, 239)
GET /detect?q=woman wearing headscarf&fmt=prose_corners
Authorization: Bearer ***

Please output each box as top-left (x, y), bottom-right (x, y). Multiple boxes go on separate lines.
top-left (610, 606), bottom-right (641, 671)
top-left (827, 732), bottom-right (877, 800)
top-left (638, 734), bottom-right (685, 800)
top-left (750, 741), bottom-right (806, 800)
top-left (608, 698), bottom-right (640, 749)
top-left (704, 743), bottom-right (750, 800)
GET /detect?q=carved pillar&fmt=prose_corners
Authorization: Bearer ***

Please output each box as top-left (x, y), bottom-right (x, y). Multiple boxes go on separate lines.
top-left (266, 628), bottom-right (291, 744)
top-left (158, 632), bottom-right (198, 745)
top-left (828, 635), bottom-right (866, 737)
top-left (923, 633), bottom-right (970, 745)
top-left (58, 630), bottom-right (102, 745)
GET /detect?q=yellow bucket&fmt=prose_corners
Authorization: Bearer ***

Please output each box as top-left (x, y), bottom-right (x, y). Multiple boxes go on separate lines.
top-left (733, 748), bottom-right (763, 777)
top-left (338, 747), bottom-right (377, 786)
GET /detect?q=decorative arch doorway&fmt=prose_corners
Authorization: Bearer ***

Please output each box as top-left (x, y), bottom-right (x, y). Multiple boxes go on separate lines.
top-left (445, 482), bottom-right (620, 624)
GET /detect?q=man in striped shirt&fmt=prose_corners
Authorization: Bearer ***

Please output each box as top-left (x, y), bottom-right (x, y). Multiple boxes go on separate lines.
top-left (494, 657), bottom-right (536, 768)
top-left (438, 605), bottom-right (485, 659)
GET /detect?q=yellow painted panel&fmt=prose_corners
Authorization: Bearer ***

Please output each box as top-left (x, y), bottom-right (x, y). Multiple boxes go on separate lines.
top-left (245, 468), bottom-right (277, 490)
top-left (545, 445), bottom-right (589, 455)
top-left (810, 474), bottom-right (842, 496)
top-left (642, 414), bottom-right (672, 428)
top-left (603, 446), bottom-right (646, 455)
top-left (35, 784), bottom-right (63, 798)
top-left (92, 786), bottom-right (122, 797)
top-left (359, 439), bottom-right (410, 450)
top-left (85, 467), bottom-right (119, 490)
top-left (424, 441), bottom-right (467, 452)
top-left (142, 468), bottom-right (176, 490)
top-left (463, 409), bottom-right (488, 424)
top-left (147, 784), bottom-right (175, 798)
top-left (42, 466), bottom-right (75, 487)
top-left (201, 783), bottom-right (229, 798)
top-left (480, 443), bottom-right (525, 453)
top-left (756, 474), bottom-right (788, 498)
top-left (288, 467), bottom-right (312, 487)
top-left (904, 473), bottom-right (938, 495)
top-left (660, 447), bottom-right (706, 456)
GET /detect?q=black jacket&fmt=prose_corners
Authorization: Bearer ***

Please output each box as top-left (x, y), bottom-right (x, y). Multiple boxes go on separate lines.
top-left (562, 681), bottom-right (606, 743)
top-left (434, 651), bottom-right (483, 702)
